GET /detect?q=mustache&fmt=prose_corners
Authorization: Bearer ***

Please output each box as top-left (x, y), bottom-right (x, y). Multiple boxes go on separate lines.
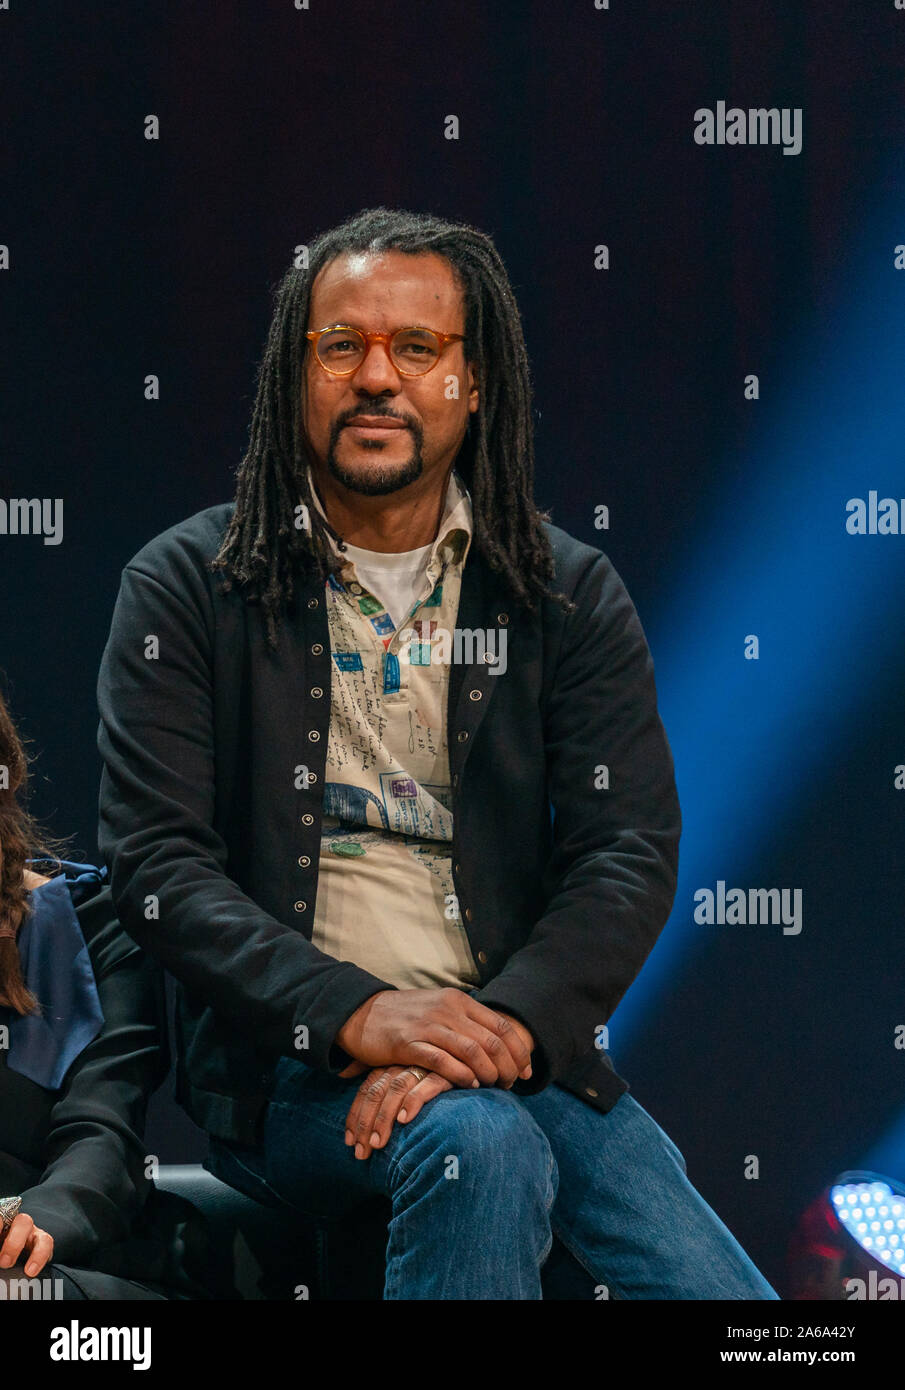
top-left (339, 407), bottom-right (414, 428)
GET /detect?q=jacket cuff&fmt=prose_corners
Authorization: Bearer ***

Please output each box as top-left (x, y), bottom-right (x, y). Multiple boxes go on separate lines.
top-left (15, 1186), bottom-right (96, 1268)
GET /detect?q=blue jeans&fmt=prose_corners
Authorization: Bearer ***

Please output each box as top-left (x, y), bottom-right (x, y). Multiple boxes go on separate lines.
top-left (206, 1054), bottom-right (779, 1300)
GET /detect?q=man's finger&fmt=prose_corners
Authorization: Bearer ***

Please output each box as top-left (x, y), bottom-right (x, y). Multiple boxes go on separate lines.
top-left (462, 1000), bottom-right (533, 1077)
top-left (344, 1069), bottom-right (390, 1152)
top-left (445, 1017), bottom-right (528, 1087)
top-left (400, 1041), bottom-right (482, 1090)
top-left (0, 1214), bottom-right (34, 1268)
top-left (397, 1073), bottom-right (451, 1124)
top-left (346, 1068), bottom-right (453, 1158)
top-left (364, 1068), bottom-right (422, 1154)
top-left (23, 1229), bottom-right (53, 1278)
top-left (423, 1022), bottom-right (504, 1086)
top-left (346, 1068), bottom-right (405, 1158)
top-left (429, 1018), bottom-right (526, 1087)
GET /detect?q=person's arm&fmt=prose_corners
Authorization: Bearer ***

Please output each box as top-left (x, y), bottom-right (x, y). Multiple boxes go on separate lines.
top-left (96, 551), bottom-right (396, 1076)
top-left (472, 549), bottom-right (682, 1092)
top-left (16, 881), bottom-right (166, 1267)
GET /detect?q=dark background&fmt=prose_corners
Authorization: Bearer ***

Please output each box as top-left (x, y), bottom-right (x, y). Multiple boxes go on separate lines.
top-left (2, 1), bottom-right (904, 1296)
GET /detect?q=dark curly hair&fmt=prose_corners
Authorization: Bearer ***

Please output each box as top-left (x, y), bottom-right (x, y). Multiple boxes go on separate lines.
top-left (0, 683), bottom-right (72, 1015)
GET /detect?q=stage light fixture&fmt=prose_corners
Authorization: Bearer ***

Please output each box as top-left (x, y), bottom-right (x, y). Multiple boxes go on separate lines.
top-left (786, 1169), bottom-right (905, 1299)
top-left (831, 1170), bottom-right (905, 1278)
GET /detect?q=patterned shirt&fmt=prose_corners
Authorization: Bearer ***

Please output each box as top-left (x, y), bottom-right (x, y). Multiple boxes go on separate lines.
top-left (305, 467), bottom-right (481, 991)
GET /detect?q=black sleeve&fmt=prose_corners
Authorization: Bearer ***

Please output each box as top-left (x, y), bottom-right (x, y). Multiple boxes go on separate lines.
top-left (96, 557), bottom-right (395, 1074)
top-left (16, 882), bottom-right (167, 1267)
top-left (473, 551), bottom-right (682, 1090)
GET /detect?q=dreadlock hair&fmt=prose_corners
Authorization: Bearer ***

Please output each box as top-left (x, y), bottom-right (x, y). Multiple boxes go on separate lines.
top-left (0, 682), bottom-right (72, 1016)
top-left (210, 206), bottom-right (575, 649)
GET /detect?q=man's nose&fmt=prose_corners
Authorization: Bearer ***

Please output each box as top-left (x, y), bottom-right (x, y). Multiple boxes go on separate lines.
top-left (351, 340), bottom-right (402, 392)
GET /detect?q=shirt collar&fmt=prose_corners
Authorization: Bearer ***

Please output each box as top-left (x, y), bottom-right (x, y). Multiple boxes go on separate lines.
top-left (305, 465), bottom-right (473, 576)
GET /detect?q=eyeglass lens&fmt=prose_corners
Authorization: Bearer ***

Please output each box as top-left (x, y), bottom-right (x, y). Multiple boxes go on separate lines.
top-left (316, 328), bottom-right (442, 374)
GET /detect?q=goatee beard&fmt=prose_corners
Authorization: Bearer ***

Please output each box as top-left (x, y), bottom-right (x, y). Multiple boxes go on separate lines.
top-left (326, 429), bottom-right (425, 497)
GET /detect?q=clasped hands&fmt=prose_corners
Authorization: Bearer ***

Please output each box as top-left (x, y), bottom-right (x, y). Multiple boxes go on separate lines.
top-left (334, 987), bottom-right (535, 1161)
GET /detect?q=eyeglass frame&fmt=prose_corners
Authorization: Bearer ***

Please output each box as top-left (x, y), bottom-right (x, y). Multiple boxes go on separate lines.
top-left (304, 324), bottom-right (466, 378)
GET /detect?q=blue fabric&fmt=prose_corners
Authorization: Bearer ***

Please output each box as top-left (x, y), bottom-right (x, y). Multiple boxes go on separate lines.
top-left (207, 1058), bottom-right (780, 1300)
top-left (382, 651), bottom-right (400, 693)
top-left (5, 861), bottom-right (106, 1090)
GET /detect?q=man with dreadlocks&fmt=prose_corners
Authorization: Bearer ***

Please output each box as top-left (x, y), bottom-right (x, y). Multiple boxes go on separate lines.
top-left (96, 207), bottom-right (776, 1300)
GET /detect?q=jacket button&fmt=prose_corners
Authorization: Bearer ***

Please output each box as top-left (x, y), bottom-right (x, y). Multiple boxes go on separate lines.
top-left (308, 598), bottom-right (319, 609)
top-left (585, 1087), bottom-right (599, 1098)
top-left (454, 862), bottom-right (461, 874)
top-left (452, 773), bottom-right (459, 787)
top-left (308, 730), bottom-right (320, 742)
top-left (465, 907), bottom-right (474, 922)
top-left (294, 901), bottom-right (307, 913)
top-left (298, 855), bottom-right (311, 868)
top-left (311, 687), bottom-right (324, 698)
top-left (484, 652), bottom-right (499, 666)
top-left (311, 643), bottom-right (324, 655)
top-left (477, 950), bottom-right (488, 964)
top-left (306, 771), bottom-right (318, 784)
top-left (457, 730), bottom-right (469, 743)
top-left (497, 612), bottom-right (509, 625)
top-left (468, 689), bottom-right (482, 701)
top-left (301, 814), bottom-right (314, 826)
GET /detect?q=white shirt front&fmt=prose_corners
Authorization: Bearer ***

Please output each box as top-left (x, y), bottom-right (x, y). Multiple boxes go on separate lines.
top-left (300, 466), bottom-right (480, 990)
top-left (338, 538), bottom-right (434, 632)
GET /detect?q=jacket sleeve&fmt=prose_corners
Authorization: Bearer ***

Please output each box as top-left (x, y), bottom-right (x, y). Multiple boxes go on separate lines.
top-left (473, 550), bottom-right (681, 1091)
top-left (96, 559), bottom-right (395, 1075)
top-left (16, 883), bottom-right (166, 1266)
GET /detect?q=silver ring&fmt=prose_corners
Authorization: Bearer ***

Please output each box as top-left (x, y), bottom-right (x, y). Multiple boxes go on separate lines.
top-left (0, 1196), bottom-right (22, 1237)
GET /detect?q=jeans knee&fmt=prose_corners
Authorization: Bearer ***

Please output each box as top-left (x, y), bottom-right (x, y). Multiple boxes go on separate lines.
top-left (394, 1088), bottom-right (557, 1208)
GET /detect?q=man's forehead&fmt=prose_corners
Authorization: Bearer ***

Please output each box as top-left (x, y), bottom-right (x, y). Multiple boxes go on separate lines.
top-left (309, 250), bottom-right (462, 319)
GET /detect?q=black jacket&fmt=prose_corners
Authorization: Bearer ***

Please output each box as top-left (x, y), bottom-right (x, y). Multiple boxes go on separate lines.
top-left (96, 503), bottom-right (681, 1146)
